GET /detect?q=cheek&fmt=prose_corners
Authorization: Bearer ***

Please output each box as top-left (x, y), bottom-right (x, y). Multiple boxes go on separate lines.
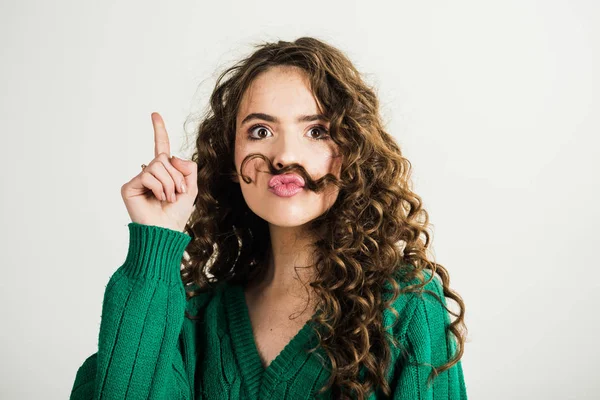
top-left (234, 140), bottom-right (250, 173)
top-left (331, 154), bottom-right (343, 175)
top-left (319, 148), bottom-right (342, 177)
top-left (234, 144), bottom-right (264, 184)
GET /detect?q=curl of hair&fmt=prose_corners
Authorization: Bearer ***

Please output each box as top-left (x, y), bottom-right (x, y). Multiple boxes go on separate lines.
top-left (178, 37), bottom-right (468, 399)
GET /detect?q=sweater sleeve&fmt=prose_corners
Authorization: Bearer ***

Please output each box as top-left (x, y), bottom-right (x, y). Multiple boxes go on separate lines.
top-left (70, 222), bottom-right (194, 400)
top-left (390, 275), bottom-right (468, 400)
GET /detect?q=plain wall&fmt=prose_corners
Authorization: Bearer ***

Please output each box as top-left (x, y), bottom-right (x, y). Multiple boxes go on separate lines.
top-left (1, 0), bottom-right (598, 398)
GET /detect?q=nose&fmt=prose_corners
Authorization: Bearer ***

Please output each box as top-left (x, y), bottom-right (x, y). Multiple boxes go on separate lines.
top-left (271, 131), bottom-right (302, 170)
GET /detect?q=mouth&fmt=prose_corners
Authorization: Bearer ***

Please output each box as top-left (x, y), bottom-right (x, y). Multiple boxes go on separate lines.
top-left (268, 173), bottom-right (305, 197)
top-left (268, 182), bottom-right (304, 197)
top-left (268, 173), bottom-right (305, 188)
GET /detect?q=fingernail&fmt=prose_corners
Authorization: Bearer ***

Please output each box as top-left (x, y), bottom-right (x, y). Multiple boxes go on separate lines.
top-left (181, 182), bottom-right (187, 193)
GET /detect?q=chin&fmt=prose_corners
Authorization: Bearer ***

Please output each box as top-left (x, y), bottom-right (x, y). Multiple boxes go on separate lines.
top-left (251, 207), bottom-right (316, 228)
top-left (242, 189), bottom-right (336, 228)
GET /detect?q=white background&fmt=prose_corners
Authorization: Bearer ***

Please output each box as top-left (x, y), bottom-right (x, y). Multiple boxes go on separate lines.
top-left (1, 0), bottom-right (598, 398)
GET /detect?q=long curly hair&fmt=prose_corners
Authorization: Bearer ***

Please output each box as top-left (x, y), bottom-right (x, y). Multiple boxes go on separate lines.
top-left (179, 36), bottom-right (467, 399)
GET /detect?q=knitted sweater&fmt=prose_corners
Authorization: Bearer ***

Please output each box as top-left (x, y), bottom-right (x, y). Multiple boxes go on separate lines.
top-left (70, 222), bottom-right (467, 399)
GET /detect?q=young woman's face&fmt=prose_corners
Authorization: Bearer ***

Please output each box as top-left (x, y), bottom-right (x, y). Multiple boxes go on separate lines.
top-left (234, 65), bottom-right (342, 228)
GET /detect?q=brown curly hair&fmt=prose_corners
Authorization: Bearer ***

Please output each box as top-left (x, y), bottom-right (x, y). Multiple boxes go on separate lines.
top-left (179, 36), bottom-right (468, 399)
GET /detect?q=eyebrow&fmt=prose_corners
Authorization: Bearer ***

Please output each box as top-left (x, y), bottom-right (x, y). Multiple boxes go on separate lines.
top-left (240, 113), bottom-right (329, 126)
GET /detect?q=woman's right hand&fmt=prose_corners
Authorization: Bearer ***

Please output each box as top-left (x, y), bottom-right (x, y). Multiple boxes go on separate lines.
top-left (120, 112), bottom-right (198, 233)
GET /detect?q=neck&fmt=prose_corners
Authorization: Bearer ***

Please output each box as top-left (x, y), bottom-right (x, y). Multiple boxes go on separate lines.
top-left (248, 223), bottom-right (317, 300)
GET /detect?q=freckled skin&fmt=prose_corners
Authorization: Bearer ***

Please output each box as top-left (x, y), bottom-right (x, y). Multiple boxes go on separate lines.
top-left (233, 65), bottom-right (342, 228)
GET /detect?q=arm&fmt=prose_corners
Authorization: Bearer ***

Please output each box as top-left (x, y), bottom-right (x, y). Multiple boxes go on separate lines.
top-left (70, 222), bottom-right (193, 400)
top-left (390, 276), bottom-right (468, 400)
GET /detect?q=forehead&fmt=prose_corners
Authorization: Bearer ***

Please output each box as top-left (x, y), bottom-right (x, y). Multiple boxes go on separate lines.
top-left (237, 67), bottom-right (322, 121)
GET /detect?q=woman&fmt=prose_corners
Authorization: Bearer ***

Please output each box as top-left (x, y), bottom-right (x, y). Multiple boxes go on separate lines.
top-left (70, 37), bottom-right (468, 399)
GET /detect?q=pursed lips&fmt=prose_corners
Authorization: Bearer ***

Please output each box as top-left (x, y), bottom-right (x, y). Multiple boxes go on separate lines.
top-left (268, 173), bottom-right (305, 188)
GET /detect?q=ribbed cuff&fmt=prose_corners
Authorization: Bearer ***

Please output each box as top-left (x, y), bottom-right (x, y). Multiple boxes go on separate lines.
top-left (121, 222), bottom-right (192, 282)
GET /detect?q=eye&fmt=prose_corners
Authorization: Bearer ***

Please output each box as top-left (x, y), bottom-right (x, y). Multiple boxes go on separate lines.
top-left (247, 124), bottom-right (273, 141)
top-left (306, 125), bottom-right (330, 141)
top-left (246, 124), bottom-right (331, 141)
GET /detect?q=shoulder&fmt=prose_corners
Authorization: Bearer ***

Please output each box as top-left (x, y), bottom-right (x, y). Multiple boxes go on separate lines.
top-left (184, 280), bottom-right (229, 316)
top-left (383, 268), bottom-right (451, 346)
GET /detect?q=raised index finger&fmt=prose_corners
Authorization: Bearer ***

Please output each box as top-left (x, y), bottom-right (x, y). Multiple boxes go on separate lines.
top-left (151, 112), bottom-right (171, 158)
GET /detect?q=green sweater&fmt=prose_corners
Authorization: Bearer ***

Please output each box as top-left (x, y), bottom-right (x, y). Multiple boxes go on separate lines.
top-left (70, 222), bottom-right (467, 399)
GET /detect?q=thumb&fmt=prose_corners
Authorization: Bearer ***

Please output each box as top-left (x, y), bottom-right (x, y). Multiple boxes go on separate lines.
top-left (171, 156), bottom-right (197, 186)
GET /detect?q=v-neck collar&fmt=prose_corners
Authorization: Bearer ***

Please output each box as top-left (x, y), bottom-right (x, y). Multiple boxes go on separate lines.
top-left (223, 280), bottom-right (319, 399)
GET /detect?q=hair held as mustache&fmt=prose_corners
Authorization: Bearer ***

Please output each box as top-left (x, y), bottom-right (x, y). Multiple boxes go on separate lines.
top-left (238, 153), bottom-right (341, 193)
